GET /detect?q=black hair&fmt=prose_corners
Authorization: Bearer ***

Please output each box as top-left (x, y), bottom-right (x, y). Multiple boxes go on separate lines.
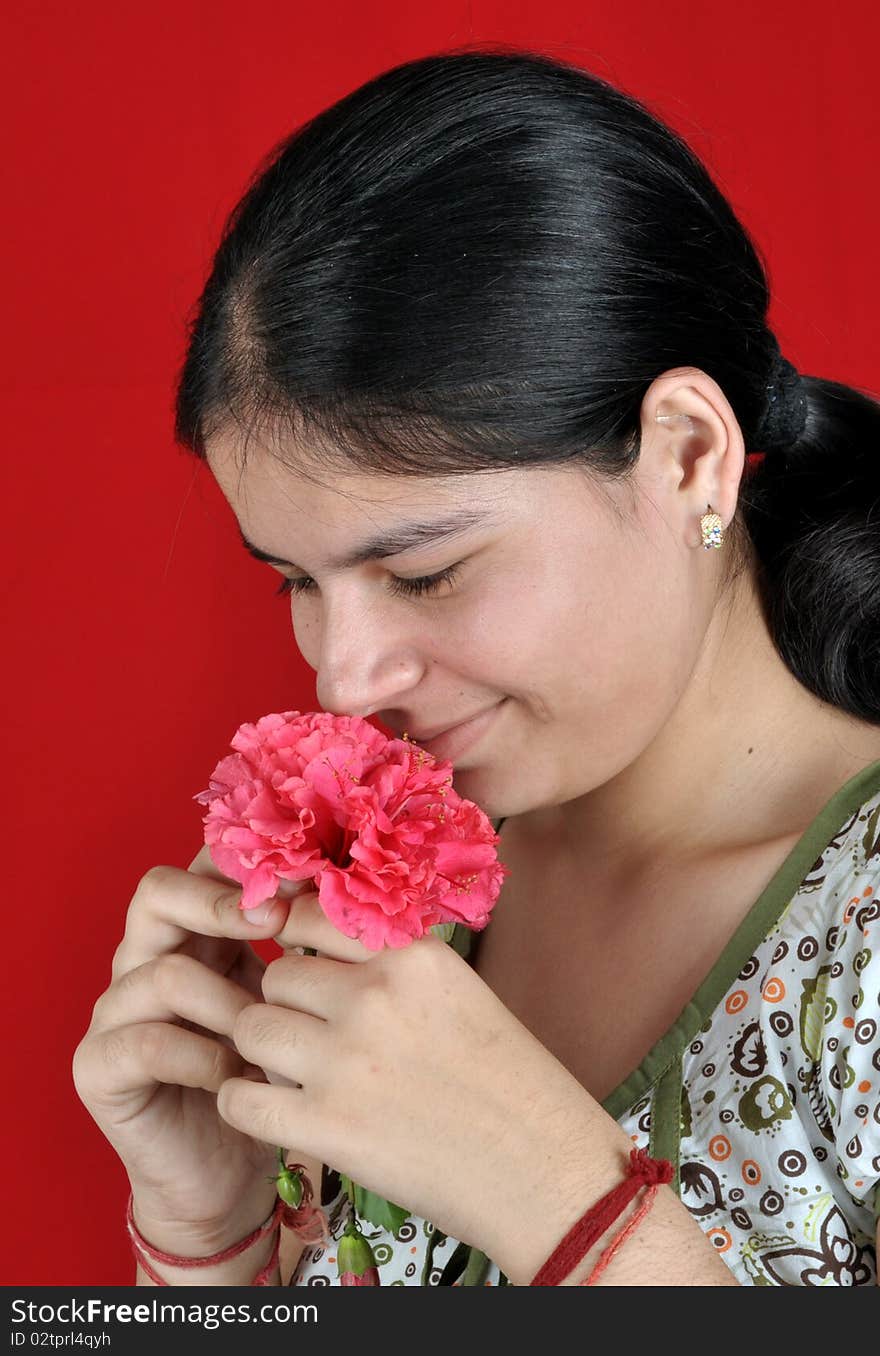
top-left (173, 44), bottom-right (880, 725)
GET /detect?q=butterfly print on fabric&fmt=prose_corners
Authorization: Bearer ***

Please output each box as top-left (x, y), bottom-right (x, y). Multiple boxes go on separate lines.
top-left (760, 1204), bottom-right (874, 1286)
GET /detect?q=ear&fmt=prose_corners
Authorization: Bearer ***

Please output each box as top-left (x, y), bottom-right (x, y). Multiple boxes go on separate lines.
top-left (640, 365), bottom-right (747, 541)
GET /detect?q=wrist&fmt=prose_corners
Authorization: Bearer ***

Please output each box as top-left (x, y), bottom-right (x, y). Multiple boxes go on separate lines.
top-left (130, 1186), bottom-right (283, 1287)
top-left (480, 1097), bottom-right (642, 1285)
top-left (130, 1181), bottom-right (280, 1259)
top-left (134, 1224), bottom-right (281, 1287)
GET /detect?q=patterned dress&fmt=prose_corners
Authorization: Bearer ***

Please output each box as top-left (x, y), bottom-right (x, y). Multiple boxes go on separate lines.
top-left (290, 758), bottom-right (880, 1286)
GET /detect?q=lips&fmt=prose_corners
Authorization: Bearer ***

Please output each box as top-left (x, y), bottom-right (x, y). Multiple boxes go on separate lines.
top-left (408, 710), bottom-right (496, 743)
top-left (409, 700), bottom-right (506, 765)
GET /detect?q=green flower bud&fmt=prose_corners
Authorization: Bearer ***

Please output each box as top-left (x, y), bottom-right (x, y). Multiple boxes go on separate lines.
top-left (274, 1168), bottom-right (304, 1208)
top-left (337, 1220), bottom-right (378, 1278)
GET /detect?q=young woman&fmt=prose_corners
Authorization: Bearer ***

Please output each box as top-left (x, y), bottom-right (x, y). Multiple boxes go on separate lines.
top-left (73, 47), bottom-right (880, 1287)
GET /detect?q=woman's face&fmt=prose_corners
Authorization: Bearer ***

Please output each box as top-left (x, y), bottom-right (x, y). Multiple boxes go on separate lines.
top-left (205, 430), bottom-right (719, 820)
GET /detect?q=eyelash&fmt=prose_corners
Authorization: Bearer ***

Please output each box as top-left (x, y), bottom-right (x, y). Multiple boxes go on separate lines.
top-left (274, 563), bottom-right (462, 600)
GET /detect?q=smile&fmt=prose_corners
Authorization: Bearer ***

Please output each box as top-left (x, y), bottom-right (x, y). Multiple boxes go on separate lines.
top-left (414, 700), bottom-right (507, 765)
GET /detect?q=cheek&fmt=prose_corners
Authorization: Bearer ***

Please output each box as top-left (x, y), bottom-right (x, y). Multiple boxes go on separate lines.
top-left (441, 574), bottom-right (545, 681)
top-left (516, 546), bottom-right (701, 733)
top-left (554, 551), bottom-right (706, 777)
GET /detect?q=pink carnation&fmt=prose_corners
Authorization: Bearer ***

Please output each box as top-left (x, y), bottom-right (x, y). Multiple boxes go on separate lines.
top-left (193, 710), bottom-right (508, 950)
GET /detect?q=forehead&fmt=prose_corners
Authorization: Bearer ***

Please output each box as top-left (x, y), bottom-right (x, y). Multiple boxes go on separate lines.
top-left (203, 431), bottom-right (622, 571)
top-left (204, 433), bottom-right (521, 536)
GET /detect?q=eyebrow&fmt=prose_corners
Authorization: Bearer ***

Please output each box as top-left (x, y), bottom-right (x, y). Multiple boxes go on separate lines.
top-left (238, 508), bottom-right (498, 572)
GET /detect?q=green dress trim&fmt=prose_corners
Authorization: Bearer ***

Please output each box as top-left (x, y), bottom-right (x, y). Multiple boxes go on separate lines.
top-left (598, 756), bottom-right (880, 1122)
top-left (648, 1051), bottom-right (684, 1195)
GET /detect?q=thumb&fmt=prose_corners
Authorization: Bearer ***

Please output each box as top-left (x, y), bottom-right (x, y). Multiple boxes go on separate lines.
top-left (275, 878), bottom-right (312, 901)
top-left (272, 879), bottom-right (322, 956)
top-left (242, 875), bottom-right (316, 927)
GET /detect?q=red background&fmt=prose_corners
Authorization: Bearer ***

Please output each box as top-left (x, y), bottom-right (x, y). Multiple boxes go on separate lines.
top-left (3, 1), bottom-right (877, 1284)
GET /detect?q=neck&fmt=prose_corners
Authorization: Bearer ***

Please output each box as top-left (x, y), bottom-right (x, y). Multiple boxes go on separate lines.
top-left (541, 566), bottom-right (880, 871)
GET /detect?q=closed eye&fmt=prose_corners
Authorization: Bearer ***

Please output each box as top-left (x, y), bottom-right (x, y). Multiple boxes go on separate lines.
top-left (274, 563), bottom-right (463, 600)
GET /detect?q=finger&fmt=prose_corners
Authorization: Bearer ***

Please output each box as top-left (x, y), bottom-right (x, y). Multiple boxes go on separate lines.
top-left (232, 1002), bottom-right (329, 1086)
top-left (224, 939), bottom-right (270, 998)
top-left (113, 864), bottom-right (292, 981)
top-left (83, 1021), bottom-right (248, 1103)
top-left (261, 952), bottom-right (356, 1019)
top-left (90, 951), bottom-right (261, 1039)
top-left (271, 891), bottom-right (375, 963)
top-left (177, 932), bottom-right (267, 1000)
top-left (176, 932), bottom-right (239, 972)
top-left (189, 843), bottom-right (316, 909)
top-left (217, 1077), bottom-right (310, 1151)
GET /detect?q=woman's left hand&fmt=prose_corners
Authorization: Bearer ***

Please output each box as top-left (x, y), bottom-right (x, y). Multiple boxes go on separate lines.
top-left (215, 891), bottom-right (600, 1267)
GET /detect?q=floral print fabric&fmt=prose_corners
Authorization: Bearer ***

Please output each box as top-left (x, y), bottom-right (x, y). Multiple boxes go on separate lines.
top-left (290, 762), bottom-right (880, 1287)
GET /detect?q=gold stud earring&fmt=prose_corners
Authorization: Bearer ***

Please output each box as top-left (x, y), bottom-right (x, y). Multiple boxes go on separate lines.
top-left (700, 504), bottom-right (724, 550)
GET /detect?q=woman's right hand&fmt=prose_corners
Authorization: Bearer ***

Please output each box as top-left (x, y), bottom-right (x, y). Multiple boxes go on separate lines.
top-left (72, 845), bottom-right (305, 1257)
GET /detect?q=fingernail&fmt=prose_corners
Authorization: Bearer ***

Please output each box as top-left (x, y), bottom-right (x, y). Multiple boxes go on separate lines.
top-left (244, 901), bottom-right (275, 925)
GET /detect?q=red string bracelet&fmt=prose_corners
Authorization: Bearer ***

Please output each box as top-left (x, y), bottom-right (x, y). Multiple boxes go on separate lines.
top-left (126, 1165), bottom-right (329, 1286)
top-left (126, 1194), bottom-right (286, 1287)
top-left (529, 1148), bottom-right (673, 1286)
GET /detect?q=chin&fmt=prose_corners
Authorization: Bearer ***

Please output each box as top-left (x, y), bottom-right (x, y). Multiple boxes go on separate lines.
top-left (449, 765), bottom-right (529, 822)
top-left (449, 763), bottom-right (501, 816)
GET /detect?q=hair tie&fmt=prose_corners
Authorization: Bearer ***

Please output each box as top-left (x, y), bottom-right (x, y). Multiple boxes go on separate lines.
top-left (756, 340), bottom-right (808, 450)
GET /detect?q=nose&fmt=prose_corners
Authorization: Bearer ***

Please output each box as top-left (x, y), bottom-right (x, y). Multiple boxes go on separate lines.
top-left (312, 586), bottom-right (427, 718)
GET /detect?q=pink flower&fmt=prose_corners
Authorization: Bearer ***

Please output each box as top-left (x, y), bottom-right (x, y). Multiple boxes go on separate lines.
top-left (194, 710), bottom-right (508, 950)
top-left (339, 1267), bottom-right (381, 1286)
